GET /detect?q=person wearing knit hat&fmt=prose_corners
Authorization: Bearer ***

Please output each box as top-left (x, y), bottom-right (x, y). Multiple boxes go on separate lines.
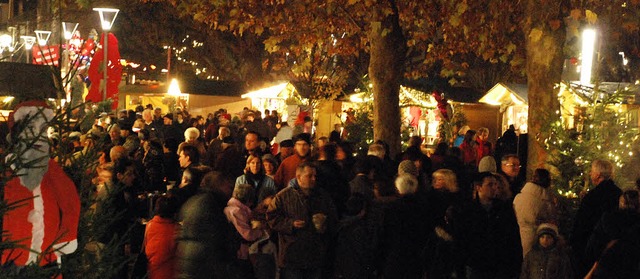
top-left (478, 156), bottom-right (497, 173)
top-left (398, 160), bottom-right (418, 177)
top-left (280, 139), bottom-right (294, 148)
top-left (521, 223), bottom-right (573, 278)
top-left (277, 139), bottom-right (295, 163)
top-left (293, 132), bottom-right (311, 145)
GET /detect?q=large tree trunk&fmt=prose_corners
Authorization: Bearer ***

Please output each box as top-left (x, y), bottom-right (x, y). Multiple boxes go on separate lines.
top-left (523, 0), bottom-right (569, 177)
top-left (368, 0), bottom-right (407, 157)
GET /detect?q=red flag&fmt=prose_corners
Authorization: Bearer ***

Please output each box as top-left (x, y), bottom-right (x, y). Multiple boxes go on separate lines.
top-left (86, 33), bottom-right (122, 109)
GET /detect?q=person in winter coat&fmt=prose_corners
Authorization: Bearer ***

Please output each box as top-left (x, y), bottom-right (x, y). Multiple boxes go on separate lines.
top-left (334, 194), bottom-right (377, 279)
top-left (316, 143), bottom-right (349, 216)
top-left (224, 184), bottom-right (268, 278)
top-left (586, 224), bottom-right (640, 278)
top-left (459, 130), bottom-right (478, 167)
top-left (520, 223), bottom-right (573, 279)
top-left (144, 196), bottom-right (180, 279)
top-left (267, 162), bottom-right (337, 279)
top-left (380, 174), bottom-right (432, 279)
top-left (513, 168), bottom-right (557, 256)
top-left (175, 171), bottom-right (236, 279)
top-left (273, 133), bottom-right (311, 189)
top-left (453, 172), bottom-right (522, 279)
top-left (423, 169), bottom-right (465, 278)
top-left (235, 155), bottom-right (277, 206)
top-left (584, 189), bottom-right (640, 270)
top-left (570, 159), bottom-right (622, 277)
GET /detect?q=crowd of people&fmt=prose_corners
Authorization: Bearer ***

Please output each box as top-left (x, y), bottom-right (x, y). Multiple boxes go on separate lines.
top-left (54, 105), bottom-right (640, 278)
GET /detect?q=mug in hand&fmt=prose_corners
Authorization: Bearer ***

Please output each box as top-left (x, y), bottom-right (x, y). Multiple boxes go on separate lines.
top-left (312, 213), bottom-right (327, 233)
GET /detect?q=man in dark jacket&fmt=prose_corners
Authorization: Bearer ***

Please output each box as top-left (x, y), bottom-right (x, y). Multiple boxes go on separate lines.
top-left (176, 171), bottom-right (235, 279)
top-left (570, 159), bottom-right (622, 277)
top-left (162, 113), bottom-right (185, 143)
top-left (267, 162), bottom-right (337, 279)
top-left (380, 174), bottom-right (432, 279)
top-left (455, 172), bottom-right (522, 278)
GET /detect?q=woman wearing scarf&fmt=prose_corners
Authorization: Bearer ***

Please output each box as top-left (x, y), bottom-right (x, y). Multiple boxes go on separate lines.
top-left (235, 155), bottom-right (278, 207)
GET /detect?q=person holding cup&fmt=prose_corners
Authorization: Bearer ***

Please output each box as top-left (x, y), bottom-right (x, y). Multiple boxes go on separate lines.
top-left (267, 162), bottom-right (337, 279)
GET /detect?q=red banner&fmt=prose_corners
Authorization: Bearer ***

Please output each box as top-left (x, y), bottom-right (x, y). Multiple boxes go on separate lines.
top-left (32, 45), bottom-right (60, 66)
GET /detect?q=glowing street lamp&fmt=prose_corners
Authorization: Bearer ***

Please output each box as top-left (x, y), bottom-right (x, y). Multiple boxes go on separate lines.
top-left (580, 29), bottom-right (596, 85)
top-left (93, 7), bottom-right (119, 102)
top-left (21, 36), bottom-right (35, 63)
top-left (94, 8), bottom-right (119, 31)
top-left (0, 34), bottom-right (12, 51)
top-left (35, 30), bottom-right (51, 46)
top-left (62, 22), bottom-right (79, 40)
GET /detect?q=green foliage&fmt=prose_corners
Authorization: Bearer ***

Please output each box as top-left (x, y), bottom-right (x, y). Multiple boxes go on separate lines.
top-left (0, 102), bottom-right (134, 278)
top-left (437, 103), bottom-right (467, 146)
top-left (345, 95), bottom-right (374, 157)
top-left (544, 82), bottom-right (640, 196)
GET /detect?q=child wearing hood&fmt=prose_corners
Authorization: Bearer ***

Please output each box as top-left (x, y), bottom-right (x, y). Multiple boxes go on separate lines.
top-left (521, 223), bottom-right (573, 279)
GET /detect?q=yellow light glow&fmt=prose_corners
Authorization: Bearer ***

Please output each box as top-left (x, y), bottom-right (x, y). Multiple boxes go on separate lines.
top-left (168, 79), bottom-right (182, 96)
top-left (241, 82), bottom-right (288, 99)
top-left (581, 29), bottom-right (596, 85)
top-left (349, 93), bottom-right (366, 103)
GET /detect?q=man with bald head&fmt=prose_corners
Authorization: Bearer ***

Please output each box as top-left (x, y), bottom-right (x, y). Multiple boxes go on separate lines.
top-left (110, 145), bottom-right (127, 162)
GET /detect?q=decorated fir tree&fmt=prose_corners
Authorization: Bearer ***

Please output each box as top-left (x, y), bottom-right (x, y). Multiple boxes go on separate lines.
top-left (543, 82), bottom-right (640, 195)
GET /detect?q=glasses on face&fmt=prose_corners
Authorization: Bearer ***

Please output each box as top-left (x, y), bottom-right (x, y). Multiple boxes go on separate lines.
top-left (504, 163), bottom-right (521, 168)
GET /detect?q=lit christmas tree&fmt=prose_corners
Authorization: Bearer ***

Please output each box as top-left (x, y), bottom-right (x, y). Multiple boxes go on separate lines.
top-left (544, 81), bottom-right (640, 197)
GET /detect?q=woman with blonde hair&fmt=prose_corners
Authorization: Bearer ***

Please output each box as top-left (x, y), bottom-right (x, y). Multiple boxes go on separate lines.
top-left (432, 169), bottom-right (459, 193)
top-left (424, 169), bottom-right (463, 278)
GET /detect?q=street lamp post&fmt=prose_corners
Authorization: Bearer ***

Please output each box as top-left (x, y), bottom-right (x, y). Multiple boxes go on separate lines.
top-left (62, 22), bottom-right (79, 87)
top-left (0, 34), bottom-right (12, 59)
top-left (34, 30), bottom-right (51, 47)
top-left (34, 30), bottom-right (51, 64)
top-left (93, 8), bottom-right (119, 102)
top-left (20, 36), bottom-right (35, 63)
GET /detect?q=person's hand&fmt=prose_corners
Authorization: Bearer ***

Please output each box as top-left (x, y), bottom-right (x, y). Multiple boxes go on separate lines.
top-left (293, 220), bottom-right (306, 228)
top-left (251, 220), bottom-right (264, 229)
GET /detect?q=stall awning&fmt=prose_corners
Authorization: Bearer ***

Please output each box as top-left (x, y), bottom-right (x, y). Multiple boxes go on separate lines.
top-left (480, 83), bottom-right (528, 106)
top-left (241, 82), bottom-right (291, 99)
top-left (348, 86), bottom-right (438, 108)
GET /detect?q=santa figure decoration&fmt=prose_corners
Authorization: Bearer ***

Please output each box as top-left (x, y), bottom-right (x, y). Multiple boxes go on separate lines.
top-left (2, 100), bottom-right (81, 270)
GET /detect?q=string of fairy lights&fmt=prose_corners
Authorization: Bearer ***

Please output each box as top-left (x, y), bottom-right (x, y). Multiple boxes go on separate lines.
top-left (545, 82), bottom-right (640, 197)
top-left (168, 34), bottom-right (221, 80)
